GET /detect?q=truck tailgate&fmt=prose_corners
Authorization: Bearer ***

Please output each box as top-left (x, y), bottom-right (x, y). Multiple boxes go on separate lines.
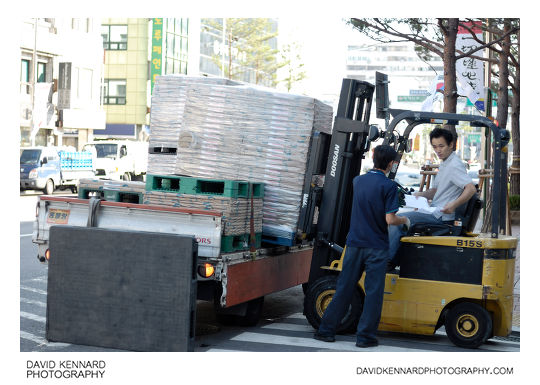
top-left (33, 196), bottom-right (222, 258)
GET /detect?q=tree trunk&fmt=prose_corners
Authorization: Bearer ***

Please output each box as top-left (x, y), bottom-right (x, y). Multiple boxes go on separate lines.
top-left (442, 18), bottom-right (459, 142)
top-left (496, 20), bottom-right (510, 129)
top-left (510, 30), bottom-right (520, 196)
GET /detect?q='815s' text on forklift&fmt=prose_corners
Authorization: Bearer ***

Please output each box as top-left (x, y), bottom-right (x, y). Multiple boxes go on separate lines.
top-left (300, 73), bottom-right (517, 349)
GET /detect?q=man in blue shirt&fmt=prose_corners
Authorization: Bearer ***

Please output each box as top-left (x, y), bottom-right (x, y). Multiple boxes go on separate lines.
top-left (314, 145), bottom-right (410, 348)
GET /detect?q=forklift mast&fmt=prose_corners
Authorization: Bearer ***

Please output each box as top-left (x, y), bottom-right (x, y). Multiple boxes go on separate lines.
top-left (303, 78), bottom-right (375, 283)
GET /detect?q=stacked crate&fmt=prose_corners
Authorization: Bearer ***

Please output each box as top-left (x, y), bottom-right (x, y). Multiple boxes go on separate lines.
top-left (59, 151), bottom-right (93, 171)
top-left (143, 175), bottom-right (264, 252)
top-left (78, 179), bottom-right (145, 204)
top-left (147, 75), bottom-right (333, 246)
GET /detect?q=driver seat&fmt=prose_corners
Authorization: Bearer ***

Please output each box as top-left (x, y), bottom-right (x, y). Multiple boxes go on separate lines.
top-left (408, 193), bottom-right (483, 236)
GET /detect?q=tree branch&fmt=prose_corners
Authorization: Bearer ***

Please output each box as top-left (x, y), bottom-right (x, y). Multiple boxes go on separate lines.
top-left (350, 18), bottom-right (445, 57)
top-left (455, 26), bottom-right (519, 60)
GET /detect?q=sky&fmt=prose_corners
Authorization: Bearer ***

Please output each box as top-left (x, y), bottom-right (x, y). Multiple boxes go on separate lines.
top-left (277, 17), bottom-right (357, 97)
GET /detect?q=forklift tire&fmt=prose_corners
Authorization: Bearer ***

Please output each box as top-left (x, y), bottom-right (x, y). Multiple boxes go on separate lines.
top-left (304, 275), bottom-right (362, 334)
top-left (444, 302), bottom-right (492, 349)
top-left (43, 179), bottom-right (54, 195)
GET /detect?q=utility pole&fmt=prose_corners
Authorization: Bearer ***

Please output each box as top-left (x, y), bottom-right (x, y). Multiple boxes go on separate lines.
top-left (30, 18), bottom-right (38, 146)
top-left (221, 18), bottom-right (226, 78)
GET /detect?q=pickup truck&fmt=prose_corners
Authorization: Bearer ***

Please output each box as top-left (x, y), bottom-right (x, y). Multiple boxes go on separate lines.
top-left (20, 147), bottom-right (95, 194)
top-left (33, 195), bottom-right (312, 326)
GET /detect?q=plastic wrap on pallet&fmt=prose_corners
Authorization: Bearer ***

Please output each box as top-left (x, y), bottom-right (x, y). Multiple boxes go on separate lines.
top-left (78, 179), bottom-right (146, 193)
top-left (147, 153), bottom-right (178, 175)
top-left (147, 76), bottom-right (333, 241)
top-left (149, 75), bottom-right (241, 150)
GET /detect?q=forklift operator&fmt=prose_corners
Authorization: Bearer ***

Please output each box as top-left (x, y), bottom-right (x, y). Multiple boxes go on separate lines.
top-left (387, 127), bottom-right (477, 269)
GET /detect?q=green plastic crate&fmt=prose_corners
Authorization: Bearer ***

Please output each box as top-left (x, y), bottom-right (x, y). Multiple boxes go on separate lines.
top-left (146, 174), bottom-right (264, 198)
top-left (220, 233), bottom-right (262, 253)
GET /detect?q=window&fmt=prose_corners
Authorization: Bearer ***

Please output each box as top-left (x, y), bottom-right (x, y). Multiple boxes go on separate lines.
top-left (103, 79), bottom-right (126, 104)
top-left (101, 25), bottom-right (127, 50)
top-left (37, 62), bottom-right (46, 82)
top-left (21, 59), bottom-right (30, 82)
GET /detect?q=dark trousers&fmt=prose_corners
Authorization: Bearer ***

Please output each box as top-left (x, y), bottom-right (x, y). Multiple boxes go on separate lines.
top-left (317, 246), bottom-right (388, 344)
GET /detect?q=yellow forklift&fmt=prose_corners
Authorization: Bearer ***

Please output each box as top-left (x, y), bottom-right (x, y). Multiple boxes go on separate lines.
top-left (301, 74), bottom-right (517, 349)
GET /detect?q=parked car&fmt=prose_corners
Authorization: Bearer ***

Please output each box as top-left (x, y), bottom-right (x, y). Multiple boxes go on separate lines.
top-left (468, 163), bottom-right (480, 185)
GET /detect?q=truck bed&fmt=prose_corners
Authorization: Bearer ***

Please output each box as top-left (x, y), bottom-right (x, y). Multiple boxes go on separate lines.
top-left (33, 196), bottom-right (313, 308)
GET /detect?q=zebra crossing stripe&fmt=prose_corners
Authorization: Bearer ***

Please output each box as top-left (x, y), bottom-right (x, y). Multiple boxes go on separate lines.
top-left (261, 322), bottom-right (313, 332)
top-left (20, 331), bottom-right (71, 348)
top-left (283, 313), bottom-right (306, 320)
top-left (230, 332), bottom-right (426, 352)
top-left (21, 286), bottom-right (47, 295)
top-left (21, 311), bottom-right (45, 324)
top-left (20, 297), bottom-right (46, 307)
top-left (30, 276), bottom-right (48, 283)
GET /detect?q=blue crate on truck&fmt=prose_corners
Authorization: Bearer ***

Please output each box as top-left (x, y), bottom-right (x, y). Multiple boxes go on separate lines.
top-left (59, 151), bottom-right (93, 171)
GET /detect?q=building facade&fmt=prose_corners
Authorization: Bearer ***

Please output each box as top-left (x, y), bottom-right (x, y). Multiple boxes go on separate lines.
top-left (20, 18), bottom-right (105, 149)
top-left (346, 41), bottom-right (445, 111)
top-left (100, 18), bottom-right (190, 140)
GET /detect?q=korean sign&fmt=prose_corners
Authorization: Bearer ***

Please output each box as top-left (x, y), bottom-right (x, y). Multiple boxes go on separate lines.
top-left (151, 18), bottom-right (163, 94)
top-left (456, 21), bottom-right (485, 112)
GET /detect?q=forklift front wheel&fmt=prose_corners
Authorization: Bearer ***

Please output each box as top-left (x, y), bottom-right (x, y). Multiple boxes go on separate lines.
top-left (304, 275), bottom-right (363, 334)
top-left (444, 302), bottom-right (492, 349)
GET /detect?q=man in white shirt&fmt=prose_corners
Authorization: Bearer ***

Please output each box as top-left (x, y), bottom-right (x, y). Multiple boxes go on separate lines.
top-left (387, 128), bottom-right (477, 267)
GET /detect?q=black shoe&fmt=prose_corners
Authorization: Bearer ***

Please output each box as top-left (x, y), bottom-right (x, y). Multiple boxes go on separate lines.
top-left (356, 340), bottom-right (378, 348)
top-left (314, 332), bottom-right (335, 342)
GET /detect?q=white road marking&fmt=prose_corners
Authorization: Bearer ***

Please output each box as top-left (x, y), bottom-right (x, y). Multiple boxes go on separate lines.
top-left (20, 311), bottom-right (45, 323)
top-left (230, 332), bottom-right (427, 352)
top-left (261, 322), bottom-right (313, 332)
top-left (21, 286), bottom-right (47, 295)
top-left (20, 331), bottom-right (71, 348)
top-left (20, 297), bottom-right (46, 308)
top-left (30, 276), bottom-right (48, 283)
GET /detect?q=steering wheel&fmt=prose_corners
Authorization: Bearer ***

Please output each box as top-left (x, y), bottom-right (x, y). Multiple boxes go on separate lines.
top-left (394, 180), bottom-right (412, 195)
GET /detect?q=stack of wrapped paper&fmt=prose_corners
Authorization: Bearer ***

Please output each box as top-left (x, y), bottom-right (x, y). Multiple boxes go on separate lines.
top-left (143, 191), bottom-right (263, 236)
top-left (148, 76), bottom-right (240, 175)
top-left (148, 75), bottom-right (333, 242)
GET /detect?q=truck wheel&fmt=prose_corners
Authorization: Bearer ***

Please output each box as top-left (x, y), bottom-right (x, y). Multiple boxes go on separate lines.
top-left (444, 302), bottom-right (492, 349)
top-left (304, 275), bottom-right (363, 334)
top-left (43, 179), bottom-right (54, 195)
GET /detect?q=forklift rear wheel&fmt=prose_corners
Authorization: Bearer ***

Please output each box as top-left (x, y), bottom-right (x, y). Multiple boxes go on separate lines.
top-left (304, 275), bottom-right (362, 334)
top-left (43, 179), bottom-right (54, 195)
top-left (444, 302), bottom-right (492, 349)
